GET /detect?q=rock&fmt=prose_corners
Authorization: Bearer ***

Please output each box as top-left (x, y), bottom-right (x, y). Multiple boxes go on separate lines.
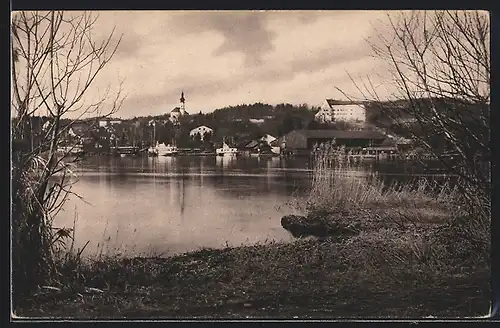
top-left (281, 213), bottom-right (361, 238)
top-left (281, 215), bottom-right (331, 238)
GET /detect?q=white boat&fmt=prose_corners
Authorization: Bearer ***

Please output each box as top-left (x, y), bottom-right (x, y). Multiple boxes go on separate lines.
top-left (148, 146), bottom-right (158, 156)
top-left (56, 145), bottom-right (84, 156)
top-left (156, 142), bottom-right (178, 156)
top-left (216, 142), bottom-right (239, 156)
top-left (147, 122), bottom-right (178, 156)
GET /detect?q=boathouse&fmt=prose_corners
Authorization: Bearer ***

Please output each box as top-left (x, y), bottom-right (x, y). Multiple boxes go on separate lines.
top-left (277, 129), bottom-right (387, 154)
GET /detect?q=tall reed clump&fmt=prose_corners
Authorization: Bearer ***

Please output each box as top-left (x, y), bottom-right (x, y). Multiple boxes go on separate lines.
top-left (11, 147), bottom-right (77, 308)
top-left (306, 141), bottom-right (458, 214)
top-left (442, 178), bottom-right (491, 264)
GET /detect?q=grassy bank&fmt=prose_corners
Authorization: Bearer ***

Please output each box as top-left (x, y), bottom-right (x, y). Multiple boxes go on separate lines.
top-left (14, 145), bottom-right (491, 319)
top-left (15, 234), bottom-right (490, 318)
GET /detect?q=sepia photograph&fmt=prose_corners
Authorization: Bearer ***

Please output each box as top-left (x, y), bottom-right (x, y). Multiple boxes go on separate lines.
top-left (11, 10), bottom-right (491, 319)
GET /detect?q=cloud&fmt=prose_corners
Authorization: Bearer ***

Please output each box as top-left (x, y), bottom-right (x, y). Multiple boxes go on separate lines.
top-left (211, 14), bottom-right (276, 66)
top-left (165, 11), bottom-right (278, 66)
top-left (41, 10), bottom-right (399, 119)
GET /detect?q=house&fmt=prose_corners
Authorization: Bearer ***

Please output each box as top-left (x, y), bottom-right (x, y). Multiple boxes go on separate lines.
top-left (269, 138), bottom-right (282, 154)
top-left (320, 99), bottom-right (367, 123)
top-left (244, 140), bottom-right (260, 150)
top-left (42, 120), bottom-right (52, 131)
top-left (260, 134), bottom-right (276, 144)
top-left (243, 134), bottom-right (280, 154)
top-left (189, 125), bottom-right (213, 141)
top-left (276, 129), bottom-right (387, 153)
top-left (170, 107), bottom-right (182, 122)
top-left (65, 121), bottom-right (101, 149)
top-left (68, 121), bottom-right (94, 140)
top-left (249, 118), bottom-right (265, 125)
top-left (98, 118), bottom-right (122, 127)
top-left (169, 106), bottom-right (189, 123)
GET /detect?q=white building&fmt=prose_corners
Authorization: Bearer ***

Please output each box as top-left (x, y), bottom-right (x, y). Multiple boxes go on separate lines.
top-left (189, 125), bottom-right (213, 141)
top-left (315, 99), bottom-right (367, 123)
top-left (169, 107), bottom-right (189, 123)
top-left (314, 107), bottom-right (334, 123)
top-left (42, 120), bottom-right (52, 131)
top-left (169, 107), bottom-right (183, 123)
top-left (98, 119), bottom-right (122, 127)
top-left (260, 134), bottom-right (277, 145)
top-left (332, 104), bottom-right (366, 122)
top-left (326, 99), bottom-right (366, 123)
top-left (249, 118), bottom-right (265, 125)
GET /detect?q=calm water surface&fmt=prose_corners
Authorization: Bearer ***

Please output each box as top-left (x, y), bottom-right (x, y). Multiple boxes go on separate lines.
top-left (55, 155), bottom-right (449, 256)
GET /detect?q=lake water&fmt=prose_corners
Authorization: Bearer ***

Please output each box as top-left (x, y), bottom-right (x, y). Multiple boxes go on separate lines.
top-left (54, 155), bottom-right (450, 257)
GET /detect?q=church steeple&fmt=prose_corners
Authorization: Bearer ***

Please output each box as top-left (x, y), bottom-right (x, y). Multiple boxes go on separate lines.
top-left (180, 91), bottom-right (186, 114)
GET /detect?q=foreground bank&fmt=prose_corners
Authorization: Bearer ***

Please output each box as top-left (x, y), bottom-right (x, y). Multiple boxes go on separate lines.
top-left (15, 215), bottom-right (490, 319)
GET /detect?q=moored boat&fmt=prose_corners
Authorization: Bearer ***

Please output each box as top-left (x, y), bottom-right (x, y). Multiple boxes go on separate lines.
top-left (156, 142), bottom-right (178, 156)
top-left (216, 142), bottom-right (239, 156)
top-left (148, 145), bottom-right (158, 156)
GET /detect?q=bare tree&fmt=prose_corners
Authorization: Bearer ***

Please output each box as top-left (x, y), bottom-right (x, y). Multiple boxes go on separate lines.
top-left (11, 11), bottom-right (124, 303)
top-left (339, 11), bottom-right (489, 211)
top-left (335, 10), bottom-right (490, 260)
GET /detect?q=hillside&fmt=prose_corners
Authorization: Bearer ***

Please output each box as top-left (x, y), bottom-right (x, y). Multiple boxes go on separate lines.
top-left (208, 102), bottom-right (320, 121)
top-left (365, 98), bottom-right (487, 125)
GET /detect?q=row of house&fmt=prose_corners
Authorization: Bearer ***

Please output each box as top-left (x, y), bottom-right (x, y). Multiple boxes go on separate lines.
top-left (58, 94), bottom-right (418, 156)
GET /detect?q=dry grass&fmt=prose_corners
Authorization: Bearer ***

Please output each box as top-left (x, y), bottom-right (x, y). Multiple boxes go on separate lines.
top-left (305, 143), bottom-right (460, 217)
top-left (15, 237), bottom-right (490, 318)
top-left (11, 151), bottom-right (79, 306)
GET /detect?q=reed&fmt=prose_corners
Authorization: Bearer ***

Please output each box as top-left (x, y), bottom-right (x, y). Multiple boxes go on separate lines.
top-left (306, 142), bottom-right (459, 214)
top-left (305, 141), bottom-right (490, 265)
top-left (11, 152), bottom-right (78, 306)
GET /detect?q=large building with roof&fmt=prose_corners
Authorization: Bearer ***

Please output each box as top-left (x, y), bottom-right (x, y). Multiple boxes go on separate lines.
top-left (315, 99), bottom-right (367, 123)
top-left (275, 129), bottom-right (387, 153)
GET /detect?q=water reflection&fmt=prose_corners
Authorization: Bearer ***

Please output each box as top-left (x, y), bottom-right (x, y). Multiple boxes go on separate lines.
top-left (56, 155), bottom-right (309, 256)
top-left (55, 155), bottom-right (452, 256)
top-left (216, 154), bottom-right (237, 170)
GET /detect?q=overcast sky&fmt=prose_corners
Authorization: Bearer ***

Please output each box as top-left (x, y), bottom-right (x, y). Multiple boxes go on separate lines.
top-left (66, 11), bottom-right (400, 118)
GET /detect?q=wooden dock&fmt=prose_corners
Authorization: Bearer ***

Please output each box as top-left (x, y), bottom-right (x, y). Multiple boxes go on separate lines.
top-left (111, 146), bottom-right (141, 155)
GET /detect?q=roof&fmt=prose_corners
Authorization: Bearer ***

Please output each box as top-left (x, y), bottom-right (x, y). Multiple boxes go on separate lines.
top-left (294, 129), bottom-right (386, 140)
top-left (326, 99), bottom-right (366, 107)
top-left (245, 140), bottom-right (259, 148)
top-left (69, 122), bottom-right (91, 135)
top-left (261, 134), bottom-right (277, 141)
top-left (380, 138), bottom-right (396, 146)
top-left (191, 125), bottom-right (213, 131)
top-left (171, 107), bottom-right (181, 113)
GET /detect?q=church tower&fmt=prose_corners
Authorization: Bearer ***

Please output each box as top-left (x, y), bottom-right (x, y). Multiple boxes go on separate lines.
top-left (180, 91), bottom-right (187, 115)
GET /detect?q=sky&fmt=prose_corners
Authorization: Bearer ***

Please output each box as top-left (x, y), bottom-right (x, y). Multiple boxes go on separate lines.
top-left (15, 10), bottom-right (404, 119)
